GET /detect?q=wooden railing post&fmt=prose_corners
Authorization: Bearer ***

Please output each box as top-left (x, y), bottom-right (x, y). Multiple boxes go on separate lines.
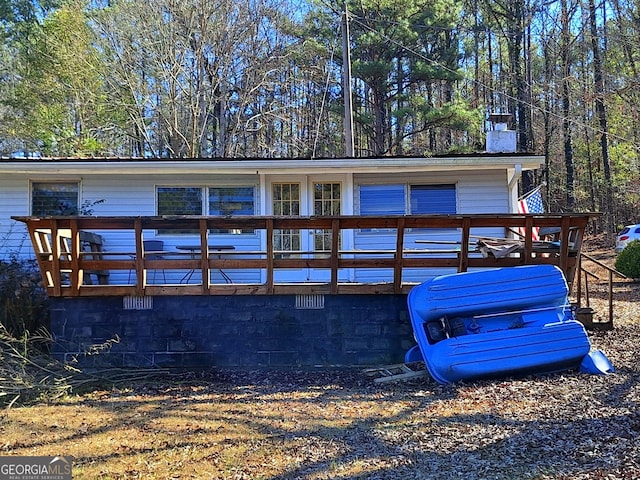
top-left (608, 270), bottom-right (614, 324)
top-left (69, 218), bottom-right (82, 295)
top-left (266, 218), bottom-right (274, 294)
top-left (50, 221), bottom-right (62, 296)
top-left (575, 253), bottom-right (582, 305)
top-left (200, 218), bottom-right (210, 294)
top-left (134, 217), bottom-right (144, 295)
top-left (394, 218), bottom-right (405, 293)
top-left (523, 216), bottom-right (534, 264)
top-left (458, 217), bottom-right (471, 272)
top-left (559, 216), bottom-right (571, 278)
top-left (331, 218), bottom-right (340, 295)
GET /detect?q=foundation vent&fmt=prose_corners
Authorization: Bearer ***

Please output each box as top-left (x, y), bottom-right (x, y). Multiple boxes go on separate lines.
top-left (295, 294), bottom-right (325, 310)
top-left (123, 296), bottom-right (153, 310)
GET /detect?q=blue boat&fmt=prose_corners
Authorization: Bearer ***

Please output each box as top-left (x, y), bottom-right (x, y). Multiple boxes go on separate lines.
top-left (406, 265), bottom-right (592, 384)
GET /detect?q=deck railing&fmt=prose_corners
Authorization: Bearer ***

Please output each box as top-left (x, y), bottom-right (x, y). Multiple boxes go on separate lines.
top-left (13, 214), bottom-right (592, 297)
top-left (575, 252), bottom-right (626, 329)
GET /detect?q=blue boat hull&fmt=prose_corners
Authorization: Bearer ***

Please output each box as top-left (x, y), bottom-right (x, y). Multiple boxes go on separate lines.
top-left (407, 265), bottom-right (591, 384)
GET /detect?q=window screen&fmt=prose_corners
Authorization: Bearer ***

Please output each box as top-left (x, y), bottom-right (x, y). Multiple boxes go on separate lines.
top-left (157, 187), bottom-right (202, 215)
top-left (209, 187), bottom-right (254, 216)
top-left (209, 186), bottom-right (255, 234)
top-left (32, 182), bottom-right (79, 215)
top-left (157, 187), bottom-right (202, 234)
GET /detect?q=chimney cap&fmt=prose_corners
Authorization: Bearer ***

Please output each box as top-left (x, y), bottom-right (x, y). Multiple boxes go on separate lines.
top-left (488, 113), bottom-right (513, 123)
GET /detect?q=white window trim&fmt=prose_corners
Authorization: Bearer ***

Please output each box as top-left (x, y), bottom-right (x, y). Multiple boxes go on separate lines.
top-left (357, 182), bottom-right (458, 215)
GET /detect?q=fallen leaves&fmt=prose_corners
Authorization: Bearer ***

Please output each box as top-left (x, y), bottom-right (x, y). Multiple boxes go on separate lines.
top-left (0, 249), bottom-right (639, 479)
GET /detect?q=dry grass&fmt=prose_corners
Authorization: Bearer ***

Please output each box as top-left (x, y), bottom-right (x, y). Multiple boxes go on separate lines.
top-left (1, 246), bottom-right (639, 479)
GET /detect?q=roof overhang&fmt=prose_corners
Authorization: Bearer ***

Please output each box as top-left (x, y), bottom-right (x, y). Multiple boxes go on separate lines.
top-left (0, 155), bottom-right (544, 175)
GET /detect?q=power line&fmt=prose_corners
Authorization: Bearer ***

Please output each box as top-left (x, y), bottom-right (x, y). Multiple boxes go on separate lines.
top-left (312, 33), bottom-right (339, 159)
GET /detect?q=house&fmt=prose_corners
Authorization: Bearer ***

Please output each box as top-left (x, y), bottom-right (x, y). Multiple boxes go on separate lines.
top-left (2, 138), bottom-right (579, 369)
top-left (1, 153), bottom-right (542, 260)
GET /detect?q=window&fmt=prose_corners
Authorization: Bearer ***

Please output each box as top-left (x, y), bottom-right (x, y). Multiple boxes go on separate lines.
top-left (157, 187), bottom-right (202, 234)
top-left (359, 184), bottom-right (404, 215)
top-left (32, 182), bottom-right (79, 216)
top-left (157, 186), bottom-right (256, 234)
top-left (410, 185), bottom-right (456, 214)
top-left (209, 187), bottom-right (254, 216)
top-left (313, 183), bottom-right (341, 251)
top-left (272, 183), bottom-right (300, 216)
top-left (359, 183), bottom-right (456, 215)
top-left (313, 183), bottom-right (341, 216)
top-left (157, 187), bottom-right (202, 216)
top-left (209, 187), bottom-right (255, 234)
top-left (272, 183), bottom-right (301, 255)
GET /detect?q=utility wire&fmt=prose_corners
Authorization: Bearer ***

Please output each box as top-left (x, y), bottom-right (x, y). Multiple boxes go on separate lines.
top-left (312, 38), bottom-right (338, 159)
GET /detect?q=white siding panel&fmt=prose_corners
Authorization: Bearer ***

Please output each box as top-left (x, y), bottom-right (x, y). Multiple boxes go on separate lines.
top-left (0, 175), bottom-right (32, 258)
top-left (456, 170), bottom-right (510, 213)
top-left (80, 176), bottom-right (155, 216)
top-left (352, 169), bottom-right (511, 283)
top-left (2, 167), bottom-right (513, 284)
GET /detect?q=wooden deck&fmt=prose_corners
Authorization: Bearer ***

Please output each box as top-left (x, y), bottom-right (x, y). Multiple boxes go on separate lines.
top-left (13, 214), bottom-right (592, 297)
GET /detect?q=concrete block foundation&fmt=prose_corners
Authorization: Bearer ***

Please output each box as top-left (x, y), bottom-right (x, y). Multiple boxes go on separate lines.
top-left (49, 295), bottom-right (415, 369)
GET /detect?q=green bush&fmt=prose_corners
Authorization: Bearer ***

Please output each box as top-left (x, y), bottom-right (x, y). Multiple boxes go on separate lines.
top-left (0, 257), bottom-right (50, 337)
top-left (614, 239), bottom-right (640, 280)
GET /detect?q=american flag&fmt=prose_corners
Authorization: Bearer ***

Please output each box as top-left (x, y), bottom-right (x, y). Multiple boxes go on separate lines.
top-left (518, 188), bottom-right (544, 240)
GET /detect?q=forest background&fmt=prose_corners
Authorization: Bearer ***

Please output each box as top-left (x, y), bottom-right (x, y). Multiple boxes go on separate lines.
top-left (0, 0), bottom-right (638, 233)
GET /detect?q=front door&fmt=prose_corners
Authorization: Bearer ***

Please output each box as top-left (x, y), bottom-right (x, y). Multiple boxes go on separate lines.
top-left (270, 178), bottom-right (344, 282)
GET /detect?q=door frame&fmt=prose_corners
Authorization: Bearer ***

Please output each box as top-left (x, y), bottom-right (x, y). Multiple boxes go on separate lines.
top-left (261, 174), bottom-right (354, 282)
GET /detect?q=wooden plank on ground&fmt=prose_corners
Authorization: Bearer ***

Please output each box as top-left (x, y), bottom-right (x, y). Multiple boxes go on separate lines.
top-left (362, 363), bottom-right (429, 383)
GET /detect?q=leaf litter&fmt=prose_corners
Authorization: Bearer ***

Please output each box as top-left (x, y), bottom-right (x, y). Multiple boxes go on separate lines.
top-left (1, 246), bottom-right (639, 479)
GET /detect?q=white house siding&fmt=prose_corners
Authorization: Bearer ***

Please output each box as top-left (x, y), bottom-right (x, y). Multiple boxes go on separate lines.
top-left (351, 170), bottom-right (511, 283)
top-left (0, 175), bottom-right (31, 256)
top-left (0, 160), bottom-right (536, 285)
top-left (85, 173), bottom-right (263, 284)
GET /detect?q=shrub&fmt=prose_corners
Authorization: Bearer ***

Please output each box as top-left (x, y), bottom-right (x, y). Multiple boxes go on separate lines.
top-left (614, 239), bottom-right (640, 280)
top-left (0, 257), bottom-right (49, 337)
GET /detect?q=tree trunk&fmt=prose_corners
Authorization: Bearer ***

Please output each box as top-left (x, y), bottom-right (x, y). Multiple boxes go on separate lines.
top-left (561, 0), bottom-right (575, 210)
top-left (588, 0), bottom-right (612, 229)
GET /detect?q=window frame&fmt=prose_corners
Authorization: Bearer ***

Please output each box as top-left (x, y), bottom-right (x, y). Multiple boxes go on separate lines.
top-left (409, 184), bottom-right (457, 215)
top-left (156, 185), bottom-right (258, 236)
top-left (31, 181), bottom-right (80, 216)
top-left (357, 182), bottom-right (457, 232)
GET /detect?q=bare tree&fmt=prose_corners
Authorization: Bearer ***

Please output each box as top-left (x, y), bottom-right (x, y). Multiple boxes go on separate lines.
top-left (92, 0), bottom-right (298, 158)
top-left (587, 0), bottom-right (612, 228)
top-left (560, 0), bottom-right (576, 210)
